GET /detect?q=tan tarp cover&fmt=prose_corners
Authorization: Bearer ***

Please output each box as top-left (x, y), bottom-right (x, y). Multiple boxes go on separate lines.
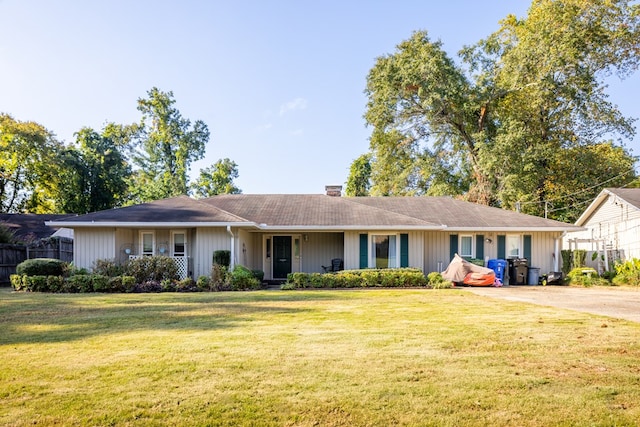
top-left (441, 253), bottom-right (494, 283)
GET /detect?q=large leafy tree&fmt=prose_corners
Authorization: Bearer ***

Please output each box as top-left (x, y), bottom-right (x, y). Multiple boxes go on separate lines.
top-left (130, 88), bottom-right (209, 202)
top-left (191, 158), bottom-right (242, 198)
top-left (55, 127), bottom-right (131, 213)
top-left (361, 0), bottom-right (639, 221)
top-left (0, 114), bottom-right (62, 213)
top-left (345, 153), bottom-right (372, 196)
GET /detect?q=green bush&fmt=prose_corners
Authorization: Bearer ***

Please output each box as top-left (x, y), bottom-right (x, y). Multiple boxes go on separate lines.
top-left (125, 256), bottom-right (178, 283)
top-left (284, 268), bottom-right (428, 289)
top-left (10, 274), bottom-right (23, 291)
top-left (91, 275), bottom-right (110, 292)
top-left (561, 250), bottom-right (572, 275)
top-left (213, 250), bottom-right (231, 268)
top-left (47, 276), bottom-right (64, 293)
top-left (566, 268), bottom-right (609, 287)
top-left (66, 274), bottom-right (93, 293)
top-left (573, 250), bottom-right (587, 269)
top-left (228, 265), bottom-right (260, 290)
top-left (16, 258), bottom-right (67, 277)
top-left (197, 275), bottom-right (211, 291)
top-left (176, 278), bottom-right (197, 292)
top-left (93, 258), bottom-right (124, 277)
top-left (612, 258), bottom-right (640, 286)
top-left (211, 264), bottom-right (228, 291)
top-left (122, 276), bottom-right (136, 292)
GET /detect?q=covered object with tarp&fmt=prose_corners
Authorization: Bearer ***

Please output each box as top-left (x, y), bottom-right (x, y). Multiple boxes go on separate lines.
top-left (442, 254), bottom-right (496, 286)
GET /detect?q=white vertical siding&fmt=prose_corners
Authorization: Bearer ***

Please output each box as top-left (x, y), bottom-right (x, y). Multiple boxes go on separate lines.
top-left (566, 195), bottom-right (640, 262)
top-left (407, 231), bottom-right (424, 271)
top-left (194, 227), bottom-right (231, 278)
top-left (114, 228), bottom-right (133, 264)
top-left (300, 232), bottom-right (344, 273)
top-left (423, 231), bottom-right (450, 273)
top-left (74, 228), bottom-right (116, 271)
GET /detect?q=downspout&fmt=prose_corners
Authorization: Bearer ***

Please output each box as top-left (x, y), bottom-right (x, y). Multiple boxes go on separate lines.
top-left (227, 225), bottom-right (235, 270)
top-left (555, 233), bottom-right (563, 273)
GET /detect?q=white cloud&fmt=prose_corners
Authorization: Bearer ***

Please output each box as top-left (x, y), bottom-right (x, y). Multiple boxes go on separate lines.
top-left (279, 97), bottom-right (308, 116)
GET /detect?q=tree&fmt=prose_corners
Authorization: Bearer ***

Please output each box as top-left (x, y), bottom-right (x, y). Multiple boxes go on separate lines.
top-left (360, 0), bottom-right (639, 220)
top-left (131, 88), bottom-right (209, 202)
top-left (191, 158), bottom-right (242, 198)
top-left (0, 114), bottom-right (62, 213)
top-left (345, 153), bottom-right (372, 196)
top-left (55, 127), bottom-right (131, 213)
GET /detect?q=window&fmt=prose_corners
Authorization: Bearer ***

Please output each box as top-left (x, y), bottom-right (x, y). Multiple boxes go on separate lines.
top-left (294, 238), bottom-right (300, 257)
top-left (172, 231), bottom-right (186, 257)
top-left (140, 231), bottom-right (155, 256)
top-left (371, 234), bottom-right (398, 268)
top-left (506, 235), bottom-right (520, 257)
top-left (460, 235), bottom-right (473, 258)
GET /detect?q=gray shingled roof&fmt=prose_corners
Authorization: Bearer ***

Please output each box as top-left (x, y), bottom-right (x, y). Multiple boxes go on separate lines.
top-left (0, 214), bottom-right (73, 241)
top-left (200, 194), bottom-right (438, 228)
top-left (348, 196), bottom-right (579, 230)
top-left (606, 188), bottom-right (640, 210)
top-left (52, 196), bottom-right (249, 224)
top-left (48, 194), bottom-right (580, 231)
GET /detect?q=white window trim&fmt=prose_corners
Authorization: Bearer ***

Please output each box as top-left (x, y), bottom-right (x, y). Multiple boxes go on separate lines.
top-left (171, 230), bottom-right (187, 257)
top-left (369, 232), bottom-right (400, 269)
top-left (459, 235), bottom-right (474, 258)
top-left (506, 234), bottom-right (521, 258)
top-left (140, 230), bottom-right (155, 256)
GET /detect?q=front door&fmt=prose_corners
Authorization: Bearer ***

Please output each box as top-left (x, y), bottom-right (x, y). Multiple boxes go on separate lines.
top-left (273, 236), bottom-right (292, 279)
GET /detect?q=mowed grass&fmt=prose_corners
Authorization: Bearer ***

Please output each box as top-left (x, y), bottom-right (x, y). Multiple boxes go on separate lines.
top-left (1, 288), bottom-right (639, 426)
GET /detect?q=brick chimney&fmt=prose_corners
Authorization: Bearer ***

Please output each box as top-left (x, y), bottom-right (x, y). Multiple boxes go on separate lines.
top-left (325, 185), bottom-right (342, 197)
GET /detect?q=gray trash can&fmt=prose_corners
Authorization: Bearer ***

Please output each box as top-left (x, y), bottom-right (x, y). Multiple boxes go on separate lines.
top-left (528, 267), bottom-right (540, 285)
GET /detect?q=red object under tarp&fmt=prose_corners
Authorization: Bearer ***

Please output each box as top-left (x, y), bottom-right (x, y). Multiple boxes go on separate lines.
top-left (463, 271), bottom-right (496, 286)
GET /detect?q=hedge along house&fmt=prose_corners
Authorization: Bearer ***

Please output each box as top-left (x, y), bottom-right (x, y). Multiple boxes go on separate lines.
top-left (47, 187), bottom-right (582, 280)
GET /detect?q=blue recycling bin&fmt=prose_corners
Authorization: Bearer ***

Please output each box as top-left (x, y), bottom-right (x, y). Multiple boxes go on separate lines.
top-left (488, 259), bottom-right (508, 284)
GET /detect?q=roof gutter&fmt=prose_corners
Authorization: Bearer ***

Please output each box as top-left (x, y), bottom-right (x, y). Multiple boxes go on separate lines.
top-left (44, 221), bottom-right (259, 229)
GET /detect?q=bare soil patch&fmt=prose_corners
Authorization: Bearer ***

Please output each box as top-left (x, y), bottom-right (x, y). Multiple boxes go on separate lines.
top-left (465, 285), bottom-right (640, 323)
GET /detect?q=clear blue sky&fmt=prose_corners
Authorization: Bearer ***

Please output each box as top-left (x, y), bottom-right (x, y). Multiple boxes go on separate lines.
top-left (1, 1), bottom-right (638, 194)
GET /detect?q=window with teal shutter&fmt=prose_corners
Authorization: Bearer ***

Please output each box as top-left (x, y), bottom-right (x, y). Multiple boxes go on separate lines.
top-left (449, 234), bottom-right (458, 260)
top-left (523, 235), bottom-right (532, 265)
top-left (476, 235), bottom-right (484, 260)
top-left (497, 235), bottom-right (506, 259)
top-left (359, 234), bottom-right (368, 269)
top-left (400, 234), bottom-right (409, 267)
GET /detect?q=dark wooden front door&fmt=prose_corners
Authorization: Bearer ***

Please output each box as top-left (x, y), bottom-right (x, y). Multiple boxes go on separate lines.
top-left (273, 236), bottom-right (292, 279)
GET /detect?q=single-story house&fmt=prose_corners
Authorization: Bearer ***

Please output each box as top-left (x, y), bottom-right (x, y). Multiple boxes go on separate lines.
top-left (564, 188), bottom-right (640, 271)
top-left (47, 187), bottom-right (582, 280)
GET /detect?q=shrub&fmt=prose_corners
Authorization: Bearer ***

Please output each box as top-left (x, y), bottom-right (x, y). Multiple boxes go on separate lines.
top-left (47, 276), bottom-right (65, 293)
top-left (29, 275), bottom-right (48, 292)
top-left (66, 274), bottom-right (93, 293)
top-left (566, 268), bottom-right (609, 287)
top-left (125, 256), bottom-right (178, 283)
top-left (133, 280), bottom-right (163, 293)
top-left (93, 258), bottom-right (124, 277)
top-left (197, 275), bottom-right (211, 291)
top-left (284, 268), bottom-right (428, 289)
top-left (16, 258), bottom-right (67, 277)
top-left (162, 279), bottom-right (177, 292)
top-left (176, 278), bottom-right (197, 292)
top-left (252, 269), bottom-right (264, 283)
top-left (210, 264), bottom-right (227, 291)
top-left (213, 250), bottom-right (231, 268)
top-left (573, 250), bottom-right (587, 269)
top-left (91, 275), bottom-right (110, 292)
top-left (228, 265), bottom-right (260, 290)
top-left (10, 274), bottom-right (23, 291)
top-left (612, 258), bottom-right (640, 286)
top-left (108, 276), bottom-right (125, 293)
top-left (122, 276), bottom-right (136, 293)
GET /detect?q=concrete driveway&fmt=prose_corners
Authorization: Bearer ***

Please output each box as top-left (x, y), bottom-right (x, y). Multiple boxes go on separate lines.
top-left (465, 285), bottom-right (640, 323)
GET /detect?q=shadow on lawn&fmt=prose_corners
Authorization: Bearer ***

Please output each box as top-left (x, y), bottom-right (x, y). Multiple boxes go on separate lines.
top-left (0, 289), bottom-right (353, 345)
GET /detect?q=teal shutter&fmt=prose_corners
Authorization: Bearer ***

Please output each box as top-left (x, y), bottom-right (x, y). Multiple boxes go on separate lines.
top-left (359, 234), bottom-right (368, 269)
top-left (476, 235), bottom-right (484, 260)
top-left (449, 234), bottom-right (458, 260)
top-left (497, 235), bottom-right (506, 259)
top-left (523, 235), bottom-right (532, 265)
top-left (400, 234), bottom-right (409, 267)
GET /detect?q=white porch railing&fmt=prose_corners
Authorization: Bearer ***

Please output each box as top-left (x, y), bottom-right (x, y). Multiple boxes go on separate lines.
top-left (129, 255), bottom-right (189, 280)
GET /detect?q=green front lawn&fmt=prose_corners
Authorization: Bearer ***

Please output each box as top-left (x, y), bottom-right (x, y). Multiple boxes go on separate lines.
top-left (1, 288), bottom-right (639, 426)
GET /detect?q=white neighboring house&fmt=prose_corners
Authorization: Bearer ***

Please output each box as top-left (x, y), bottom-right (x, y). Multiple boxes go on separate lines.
top-left (564, 188), bottom-right (640, 272)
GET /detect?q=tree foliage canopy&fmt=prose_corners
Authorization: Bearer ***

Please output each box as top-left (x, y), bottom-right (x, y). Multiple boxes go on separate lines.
top-left (130, 87), bottom-right (210, 203)
top-left (191, 158), bottom-right (242, 198)
top-left (360, 0), bottom-right (639, 221)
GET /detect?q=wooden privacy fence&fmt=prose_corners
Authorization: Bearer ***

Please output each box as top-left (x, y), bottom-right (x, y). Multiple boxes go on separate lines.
top-left (0, 237), bottom-right (73, 284)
